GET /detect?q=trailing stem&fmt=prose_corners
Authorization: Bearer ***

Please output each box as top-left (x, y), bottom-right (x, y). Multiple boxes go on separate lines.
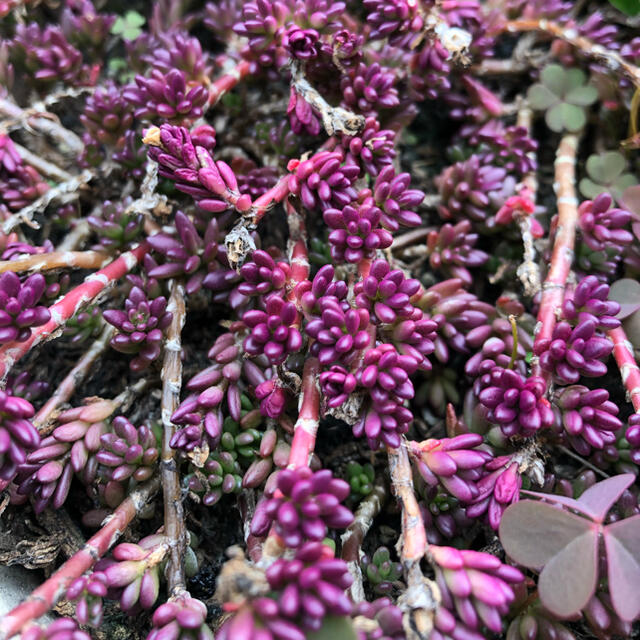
top-left (608, 325), bottom-right (640, 413)
top-left (0, 249), bottom-right (109, 274)
top-left (287, 357), bottom-right (321, 469)
top-left (207, 59), bottom-right (252, 107)
top-left (33, 324), bottom-right (114, 433)
top-left (340, 478), bottom-right (388, 602)
top-left (0, 241), bottom-right (149, 382)
top-left (515, 101), bottom-right (541, 296)
top-left (0, 97), bottom-right (84, 154)
top-left (531, 133), bottom-right (580, 385)
top-left (2, 169), bottom-right (93, 233)
top-left (501, 19), bottom-right (640, 89)
top-left (0, 476), bottom-right (161, 640)
top-left (160, 281), bottom-right (188, 596)
top-left (388, 444), bottom-right (438, 639)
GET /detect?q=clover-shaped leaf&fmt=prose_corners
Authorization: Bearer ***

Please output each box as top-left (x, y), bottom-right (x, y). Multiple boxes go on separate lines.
top-left (609, 278), bottom-right (640, 319)
top-left (111, 10), bottom-right (145, 41)
top-left (527, 64), bottom-right (598, 132)
top-left (500, 474), bottom-right (640, 620)
top-left (579, 151), bottom-right (638, 201)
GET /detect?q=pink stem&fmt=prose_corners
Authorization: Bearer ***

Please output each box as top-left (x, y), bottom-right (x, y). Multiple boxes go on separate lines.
top-left (208, 59), bottom-right (253, 105)
top-left (251, 175), bottom-right (292, 225)
top-left (608, 325), bottom-right (640, 413)
top-left (531, 133), bottom-right (579, 384)
top-left (0, 242), bottom-right (148, 382)
top-left (0, 477), bottom-right (160, 640)
top-left (288, 357), bottom-right (321, 469)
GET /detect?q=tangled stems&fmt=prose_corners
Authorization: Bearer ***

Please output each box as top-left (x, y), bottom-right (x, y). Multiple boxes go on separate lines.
top-left (0, 477), bottom-right (160, 639)
top-left (531, 133), bottom-right (579, 388)
top-left (0, 242), bottom-right (148, 382)
top-left (502, 19), bottom-right (640, 89)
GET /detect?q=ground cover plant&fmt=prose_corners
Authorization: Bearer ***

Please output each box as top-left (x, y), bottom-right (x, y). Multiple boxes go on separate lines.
top-left (0, 0), bottom-right (640, 639)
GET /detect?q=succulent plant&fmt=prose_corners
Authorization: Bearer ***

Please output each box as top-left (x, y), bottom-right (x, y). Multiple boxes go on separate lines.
top-left (103, 280), bottom-right (173, 371)
top-left (148, 595), bottom-right (213, 640)
top-left (362, 546), bottom-right (403, 594)
top-left (345, 461), bottom-right (375, 499)
top-left (527, 64), bottom-right (598, 132)
top-left (430, 545), bottom-right (524, 639)
top-left (0, 273), bottom-right (51, 344)
top-left (250, 467), bottom-right (353, 546)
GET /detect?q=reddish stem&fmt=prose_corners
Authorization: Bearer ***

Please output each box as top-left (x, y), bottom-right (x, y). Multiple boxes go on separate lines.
top-left (0, 242), bottom-right (148, 382)
top-left (288, 357), bottom-right (321, 469)
top-left (608, 325), bottom-right (640, 413)
top-left (388, 444), bottom-right (427, 563)
top-left (531, 133), bottom-right (579, 384)
top-left (0, 477), bottom-right (160, 640)
top-left (251, 175), bottom-right (292, 225)
top-left (208, 59), bottom-right (252, 105)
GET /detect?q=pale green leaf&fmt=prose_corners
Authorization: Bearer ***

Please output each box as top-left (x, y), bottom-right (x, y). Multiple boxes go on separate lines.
top-left (541, 64), bottom-right (567, 96)
top-left (566, 84), bottom-right (598, 107)
top-left (528, 84), bottom-right (558, 111)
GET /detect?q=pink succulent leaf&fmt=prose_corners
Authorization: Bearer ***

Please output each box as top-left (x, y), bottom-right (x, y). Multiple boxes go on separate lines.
top-left (603, 514), bottom-right (640, 622)
top-left (499, 500), bottom-right (593, 569)
top-left (538, 529), bottom-right (599, 619)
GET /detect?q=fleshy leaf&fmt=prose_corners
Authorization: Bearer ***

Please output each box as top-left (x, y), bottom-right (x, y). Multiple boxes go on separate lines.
top-left (609, 279), bottom-right (640, 319)
top-left (307, 616), bottom-right (359, 640)
top-left (603, 514), bottom-right (640, 621)
top-left (575, 473), bottom-right (635, 523)
top-left (499, 500), bottom-right (593, 568)
top-left (538, 529), bottom-right (599, 618)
